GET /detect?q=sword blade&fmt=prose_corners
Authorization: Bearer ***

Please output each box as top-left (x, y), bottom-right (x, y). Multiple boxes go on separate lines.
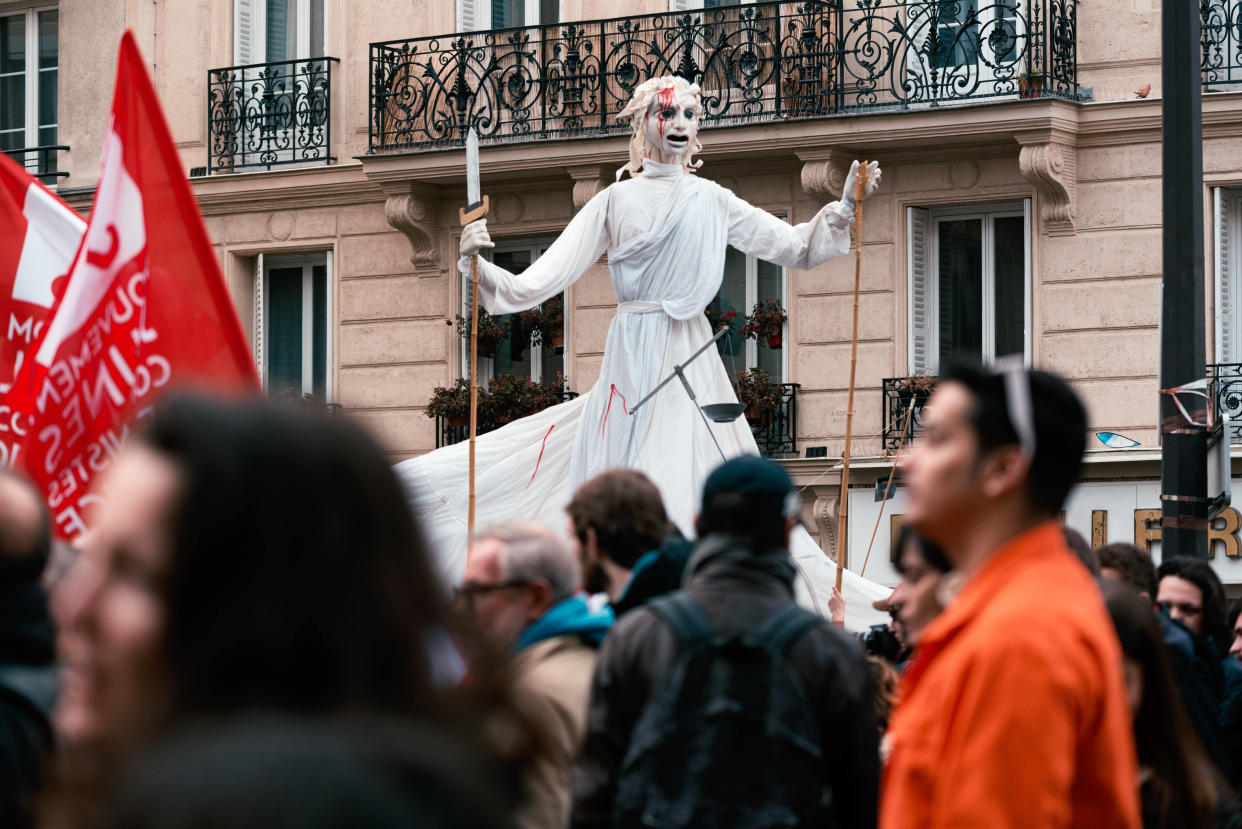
top-left (465, 128), bottom-right (481, 208)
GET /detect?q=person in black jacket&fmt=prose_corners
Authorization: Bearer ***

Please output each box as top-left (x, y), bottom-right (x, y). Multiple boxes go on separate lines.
top-left (0, 469), bottom-right (57, 829)
top-left (571, 456), bottom-right (877, 829)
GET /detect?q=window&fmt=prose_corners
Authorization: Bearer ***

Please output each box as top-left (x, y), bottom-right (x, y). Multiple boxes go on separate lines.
top-left (713, 246), bottom-right (787, 382)
top-left (458, 0), bottom-right (550, 31)
top-left (906, 0), bottom-right (1023, 94)
top-left (254, 252), bottom-right (333, 401)
top-left (907, 201), bottom-right (1030, 374)
top-left (234, 0), bottom-right (325, 64)
top-left (1215, 187), bottom-right (1242, 363)
top-left (463, 240), bottom-right (566, 385)
top-left (0, 7), bottom-right (57, 182)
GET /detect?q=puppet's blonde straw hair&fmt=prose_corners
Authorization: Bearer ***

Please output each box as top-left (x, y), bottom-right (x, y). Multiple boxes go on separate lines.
top-left (614, 76), bottom-right (704, 181)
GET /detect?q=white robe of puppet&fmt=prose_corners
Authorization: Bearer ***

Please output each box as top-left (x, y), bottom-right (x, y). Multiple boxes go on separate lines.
top-left (396, 159), bottom-right (889, 630)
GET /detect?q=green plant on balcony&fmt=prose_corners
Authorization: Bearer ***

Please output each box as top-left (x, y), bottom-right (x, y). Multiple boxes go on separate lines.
top-left (734, 367), bottom-right (783, 426)
top-left (740, 299), bottom-right (788, 349)
top-left (426, 377), bottom-right (490, 428)
top-left (455, 309), bottom-right (510, 358)
top-left (488, 370), bottom-right (542, 424)
top-left (518, 296), bottom-right (566, 350)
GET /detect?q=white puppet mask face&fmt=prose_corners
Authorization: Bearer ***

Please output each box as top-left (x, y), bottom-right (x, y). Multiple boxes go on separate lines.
top-left (642, 86), bottom-right (701, 166)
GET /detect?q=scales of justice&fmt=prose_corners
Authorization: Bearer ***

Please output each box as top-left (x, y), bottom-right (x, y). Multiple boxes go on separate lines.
top-left (395, 75), bottom-right (891, 628)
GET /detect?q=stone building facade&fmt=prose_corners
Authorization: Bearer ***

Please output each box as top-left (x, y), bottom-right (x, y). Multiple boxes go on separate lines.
top-left (13, 0), bottom-right (1242, 586)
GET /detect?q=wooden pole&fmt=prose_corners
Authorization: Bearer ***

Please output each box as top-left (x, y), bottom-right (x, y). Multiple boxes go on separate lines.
top-left (468, 254), bottom-right (479, 543)
top-left (836, 163), bottom-right (867, 592)
top-left (460, 196), bottom-right (490, 545)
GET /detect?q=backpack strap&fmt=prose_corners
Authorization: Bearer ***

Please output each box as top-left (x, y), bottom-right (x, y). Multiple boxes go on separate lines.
top-left (647, 592), bottom-right (715, 648)
top-left (750, 604), bottom-right (820, 656)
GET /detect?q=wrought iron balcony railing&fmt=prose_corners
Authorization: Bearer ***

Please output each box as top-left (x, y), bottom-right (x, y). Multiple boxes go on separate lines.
top-left (4, 145), bottom-right (69, 185)
top-left (208, 57), bottom-right (338, 174)
top-left (751, 382), bottom-right (800, 457)
top-left (882, 375), bottom-right (937, 452)
top-left (435, 390), bottom-right (580, 448)
top-left (370, 0), bottom-right (1080, 153)
top-left (1208, 363), bottom-right (1242, 444)
top-left (1203, 0), bottom-right (1242, 88)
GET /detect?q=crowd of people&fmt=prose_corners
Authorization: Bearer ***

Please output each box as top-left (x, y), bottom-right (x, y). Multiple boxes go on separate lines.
top-left (0, 360), bottom-right (1241, 827)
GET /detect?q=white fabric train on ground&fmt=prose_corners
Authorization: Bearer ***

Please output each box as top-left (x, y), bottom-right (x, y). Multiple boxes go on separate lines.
top-left (395, 159), bottom-right (890, 630)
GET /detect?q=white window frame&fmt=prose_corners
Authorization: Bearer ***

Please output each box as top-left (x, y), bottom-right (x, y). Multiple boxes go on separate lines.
top-left (254, 250), bottom-right (334, 401)
top-left (458, 0), bottom-right (540, 32)
top-left (726, 249), bottom-right (788, 382)
top-left (234, 0), bottom-right (327, 65)
top-left (0, 5), bottom-right (57, 157)
top-left (907, 199), bottom-right (1031, 374)
top-left (462, 238), bottom-right (565, 385)
top-left (905, 0), bottom-right (1025, 97)
top-left (1216, 187), bottom-right (1242, 363)
top-left (671, 0), bottom-right (755, 9)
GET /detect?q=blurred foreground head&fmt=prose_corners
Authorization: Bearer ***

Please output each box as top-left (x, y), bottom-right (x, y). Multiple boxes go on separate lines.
top-left (108, 716), bottom-right (509, 829)
top-left (696, 455), bottom-right (798, 553)
top-left (56, 393), bottom-right (444, 746)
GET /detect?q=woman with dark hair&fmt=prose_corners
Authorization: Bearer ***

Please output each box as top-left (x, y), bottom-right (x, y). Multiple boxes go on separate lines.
top-left (45, 395), bottom-right (520, 827)
top-left (1102, 580), bottom-right (1241, 829)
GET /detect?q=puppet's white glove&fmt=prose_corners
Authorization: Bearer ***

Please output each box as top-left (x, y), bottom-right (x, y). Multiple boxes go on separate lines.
top-left (460, 219), bottom-right (494, 257)
top-left (841, 160), bottom-right (882, 209)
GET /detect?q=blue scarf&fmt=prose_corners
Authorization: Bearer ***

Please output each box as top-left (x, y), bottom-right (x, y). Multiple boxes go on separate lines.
top-left (515, 594), bottom-right (614, 653)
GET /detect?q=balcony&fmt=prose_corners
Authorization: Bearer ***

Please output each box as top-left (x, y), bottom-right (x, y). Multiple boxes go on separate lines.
top-left (1203, 0), bottom-right (1242, 88)
top-left (751, 382), bottom-right (800, 458)
top-left (207, 57), bottom-right (338, 174)
top-left (882, 375), bottom-right (937, 453)
top-left (435, 390), bottom-right (580, 448)
top-left (369, 0), bottom-right (1080, 153)
top-left (4, 145), bottom-right (69, 186)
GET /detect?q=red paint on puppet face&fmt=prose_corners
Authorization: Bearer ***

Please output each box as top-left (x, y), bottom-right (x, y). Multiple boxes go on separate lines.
top-left (656, 86), bottom-right (676, 139)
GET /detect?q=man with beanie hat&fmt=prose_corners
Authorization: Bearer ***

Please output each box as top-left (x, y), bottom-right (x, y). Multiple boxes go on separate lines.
top-left (571, 456), bottom-right (878, 829)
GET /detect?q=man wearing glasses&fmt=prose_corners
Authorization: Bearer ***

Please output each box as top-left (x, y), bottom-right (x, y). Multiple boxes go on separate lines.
top-left (457, 521), bottom-right (613, 829)
top-left (880, 361), bottom-right (1140, 828)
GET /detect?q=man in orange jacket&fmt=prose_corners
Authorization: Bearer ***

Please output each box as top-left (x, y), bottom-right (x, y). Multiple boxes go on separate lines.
top-left (880, 360), bottom-right (1140, 829)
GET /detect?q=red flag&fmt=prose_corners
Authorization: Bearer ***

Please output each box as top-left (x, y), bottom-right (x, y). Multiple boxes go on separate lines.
top-left (11, 31), bottom-right (258, 538)
top-left (0, 153), bottom-right (86, 469)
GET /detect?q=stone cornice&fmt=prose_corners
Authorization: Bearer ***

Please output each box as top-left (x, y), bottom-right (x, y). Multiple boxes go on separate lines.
top-left (189, 163), bottom-right (382, 215)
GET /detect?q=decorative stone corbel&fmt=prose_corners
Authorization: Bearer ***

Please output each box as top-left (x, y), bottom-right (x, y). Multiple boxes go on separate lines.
top-left (383, 182), bottom-right (441, 267)
top-left (567, 165), bottom-right (612, 210)
top-left (1016, 129), bottom-right (1077, 236)
top-left (797, 148), bottom-right (855, 204)
top-left (810, 489), bottom-right (839, 560)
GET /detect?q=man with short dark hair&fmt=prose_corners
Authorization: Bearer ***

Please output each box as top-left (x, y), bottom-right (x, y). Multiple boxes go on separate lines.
top-left (881, 361), bottom-right (1139, 828)
top-left (566, 469), bottom-right (688, 615)
top-left (572, 456), bottom-right (877, 829)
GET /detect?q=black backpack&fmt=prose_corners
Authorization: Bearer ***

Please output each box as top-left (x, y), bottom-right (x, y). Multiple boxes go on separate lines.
top-left (613, 592), bottom-right (828, 829)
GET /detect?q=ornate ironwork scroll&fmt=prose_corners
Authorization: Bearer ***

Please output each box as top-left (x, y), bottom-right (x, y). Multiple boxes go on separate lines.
top-left (370, 0), bottom-right (1080, 153)
top-left (208, 57), bottom-right (338, 173)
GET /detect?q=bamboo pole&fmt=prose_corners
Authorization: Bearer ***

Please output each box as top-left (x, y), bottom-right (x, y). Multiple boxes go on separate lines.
top-left (459, 196), bottom-right (489, 545)
top-left (468, 254), bottom-right (479, 543)
top-left (835, 163), bottom-right (868, 593)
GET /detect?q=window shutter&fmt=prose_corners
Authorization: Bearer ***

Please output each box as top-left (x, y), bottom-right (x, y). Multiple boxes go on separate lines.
top-left (234, 0), bottom-right (262, 64)
top-left (1216, 187), bottom-right (1237, 363)
top-left (669, 0), bottom-right (697, 11)
top-left (459, 0), bottom-right (490, 32)
top-left (253, 253), bottom-right (265, 385)
top-left (907, 206), bottom-right (934, 374)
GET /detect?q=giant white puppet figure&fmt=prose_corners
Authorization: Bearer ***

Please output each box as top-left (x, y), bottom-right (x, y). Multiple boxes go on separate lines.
top-left (397, 76), bottom-right (889, 628)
